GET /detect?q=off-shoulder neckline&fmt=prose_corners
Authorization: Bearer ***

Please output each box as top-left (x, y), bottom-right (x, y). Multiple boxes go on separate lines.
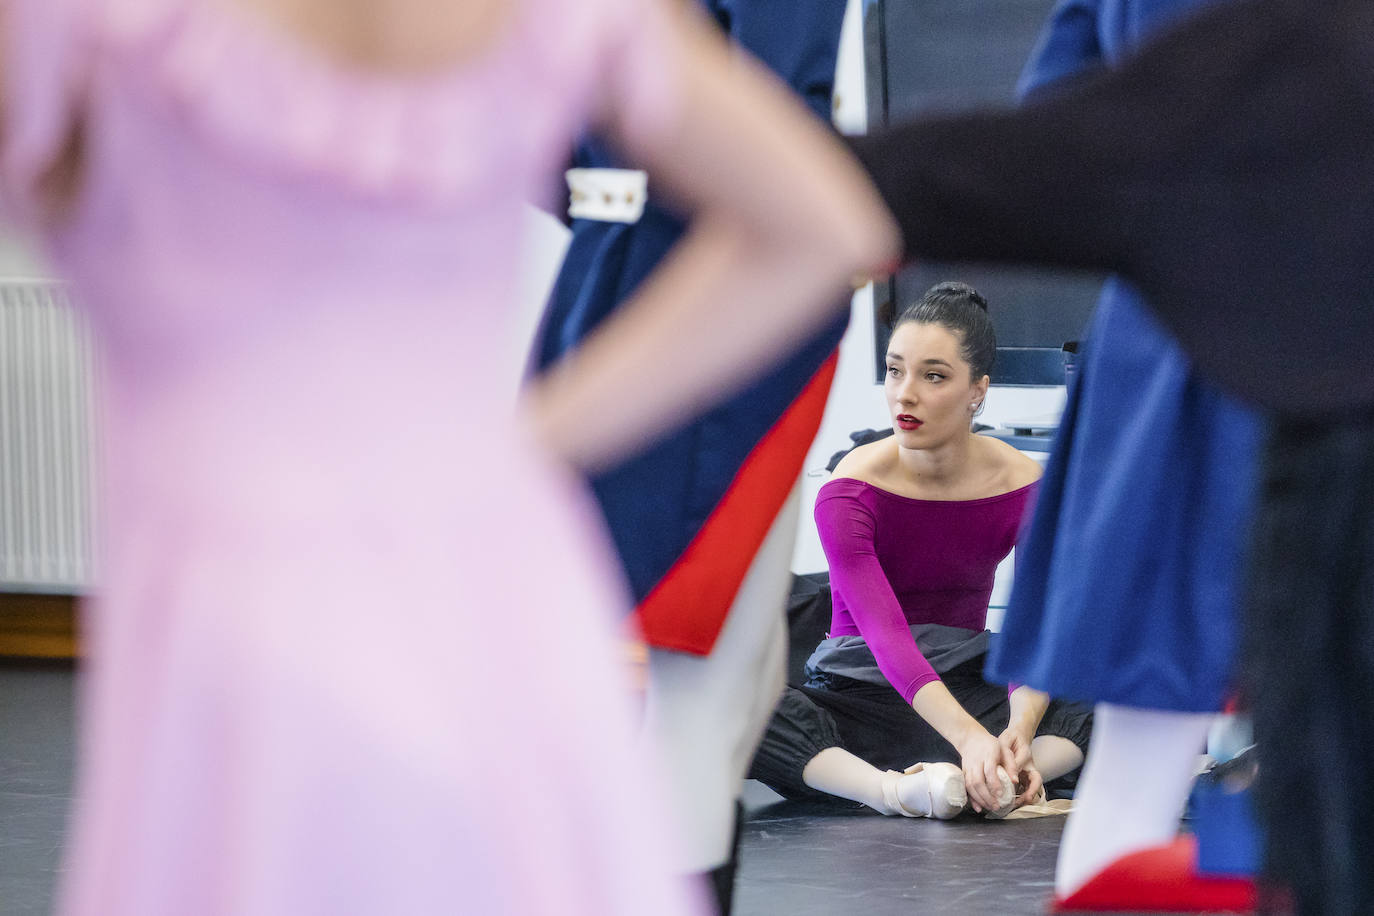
top-left (818, 476), bottom-right (1036, 507)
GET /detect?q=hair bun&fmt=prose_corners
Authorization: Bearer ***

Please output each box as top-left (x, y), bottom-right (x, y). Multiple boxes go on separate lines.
top-left (929, 280), bottom-right (988, 312)
top-left (890, 281), bottom-right (997, 380)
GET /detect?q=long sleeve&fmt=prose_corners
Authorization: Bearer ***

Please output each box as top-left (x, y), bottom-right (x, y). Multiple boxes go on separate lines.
top-left (815, 491), bottom-right (939, 703)
top-left (848, 0), bottom-right (1374, 415)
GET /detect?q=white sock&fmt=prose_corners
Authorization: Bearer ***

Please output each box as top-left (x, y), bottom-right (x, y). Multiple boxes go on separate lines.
top-left (1055, 704), bottom-right (1214, 898)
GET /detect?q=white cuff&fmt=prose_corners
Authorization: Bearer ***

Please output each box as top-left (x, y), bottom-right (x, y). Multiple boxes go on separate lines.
top-left (566, 168), bottom-right (648, 223)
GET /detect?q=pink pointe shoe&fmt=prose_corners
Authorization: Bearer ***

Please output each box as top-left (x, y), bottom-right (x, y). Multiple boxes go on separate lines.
top-left (984, 766), bottom-right (1048, 819)
top-left (881, 762), bottom-right (967, 819)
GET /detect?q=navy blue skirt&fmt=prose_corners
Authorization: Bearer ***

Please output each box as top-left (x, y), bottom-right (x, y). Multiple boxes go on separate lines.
top-left (986, 281), bottom-right (1264, 712)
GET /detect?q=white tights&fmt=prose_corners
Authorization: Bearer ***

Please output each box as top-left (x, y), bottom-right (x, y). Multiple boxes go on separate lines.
top-left (1055, 703), bottom-right (1214, 897)
top-left (640, 485), bottom-right (800, 873)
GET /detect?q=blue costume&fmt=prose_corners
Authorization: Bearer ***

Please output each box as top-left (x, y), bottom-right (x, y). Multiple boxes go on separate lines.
top-left (531, 0), bottom-right (850, 654)
top-left (985, 0), bottom-right (1266, 713)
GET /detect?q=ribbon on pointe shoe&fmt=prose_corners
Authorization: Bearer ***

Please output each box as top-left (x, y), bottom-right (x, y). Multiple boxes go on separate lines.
top-left (899, 762), bottom-right (967, 820)
top-left (880, 769), bottom-right (924, 818)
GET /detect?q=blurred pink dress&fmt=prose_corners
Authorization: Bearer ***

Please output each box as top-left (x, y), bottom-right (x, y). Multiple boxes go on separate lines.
top-left (2, 0), bottom-right (700, 912)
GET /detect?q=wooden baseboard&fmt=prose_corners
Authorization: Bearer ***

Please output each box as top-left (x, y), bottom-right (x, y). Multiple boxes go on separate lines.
top-left (0, 593), bottom-right (79, 659)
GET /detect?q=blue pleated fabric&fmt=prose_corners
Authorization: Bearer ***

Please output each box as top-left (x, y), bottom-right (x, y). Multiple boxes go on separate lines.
top-left (986, 0), bottom-right (1266, 712)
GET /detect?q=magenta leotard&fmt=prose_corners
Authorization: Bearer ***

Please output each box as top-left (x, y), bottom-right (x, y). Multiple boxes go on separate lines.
top-left (815, 477), bottom-right (1035, 703)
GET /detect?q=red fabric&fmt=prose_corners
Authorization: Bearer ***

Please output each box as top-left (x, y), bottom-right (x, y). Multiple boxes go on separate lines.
top-left (630, 354), bottom-right (838, 654)
top-left (1052, 835), bottom-right (1256, 913)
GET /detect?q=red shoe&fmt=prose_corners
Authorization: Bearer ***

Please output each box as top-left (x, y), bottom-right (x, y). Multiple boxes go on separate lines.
top-left (1050, 835), bottom-right (1256, 912)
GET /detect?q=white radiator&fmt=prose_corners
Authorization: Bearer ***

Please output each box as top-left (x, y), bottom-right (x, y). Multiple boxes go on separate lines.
top-left (0, 280), bottom-right (95, 593)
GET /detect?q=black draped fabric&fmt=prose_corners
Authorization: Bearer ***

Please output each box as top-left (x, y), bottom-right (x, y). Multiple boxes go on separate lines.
top-left (848, 0), bottom-right (1374, 415)
top-left (750, 657), bottom-right (1092, 802)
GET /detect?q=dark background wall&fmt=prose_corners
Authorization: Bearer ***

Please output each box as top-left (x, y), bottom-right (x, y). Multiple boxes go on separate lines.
top-left (864, 0), bottom-right (1104, 384)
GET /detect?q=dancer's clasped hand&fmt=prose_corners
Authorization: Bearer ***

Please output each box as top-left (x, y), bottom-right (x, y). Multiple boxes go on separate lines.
top-left (998, 726), bottom-right (1044, 806)
top-left (956, 727), bottom-right (1019, 813)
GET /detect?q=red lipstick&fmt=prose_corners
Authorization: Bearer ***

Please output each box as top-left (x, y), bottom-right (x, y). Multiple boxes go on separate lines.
top-left (896, 414), bottom-right (922, 431)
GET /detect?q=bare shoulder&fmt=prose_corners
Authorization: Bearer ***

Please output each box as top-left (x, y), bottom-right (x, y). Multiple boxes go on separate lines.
top-left (829, 436), bottom-right (897, 485)
top-left (975, 434), bottom-right (1044, 491)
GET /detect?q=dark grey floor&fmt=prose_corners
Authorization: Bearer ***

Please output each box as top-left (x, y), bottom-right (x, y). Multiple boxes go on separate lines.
top-left (738, 781), bottom-right (1065, 915)
top-left (1, 662), bottom-right (1201, 915)
top-left (1, 661), bottom-right (76, 916)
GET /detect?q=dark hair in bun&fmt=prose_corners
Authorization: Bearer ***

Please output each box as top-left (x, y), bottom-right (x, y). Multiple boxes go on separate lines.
top-left (892, 281), bottom-right (996, 379)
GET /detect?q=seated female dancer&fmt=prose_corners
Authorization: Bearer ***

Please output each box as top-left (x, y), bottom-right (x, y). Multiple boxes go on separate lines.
top-left (750, 282), bottom-right (1091, 818)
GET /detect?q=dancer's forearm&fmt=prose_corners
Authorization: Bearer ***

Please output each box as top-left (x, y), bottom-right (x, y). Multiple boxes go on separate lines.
top-left (911, 680), bottom-right (983, 750)
top-left (1007, 685), bottom-right (1050, 742)
top-left (526, 6), bottom-right (898, 473)
top-left (528, 214), bottom-right (883, 472)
